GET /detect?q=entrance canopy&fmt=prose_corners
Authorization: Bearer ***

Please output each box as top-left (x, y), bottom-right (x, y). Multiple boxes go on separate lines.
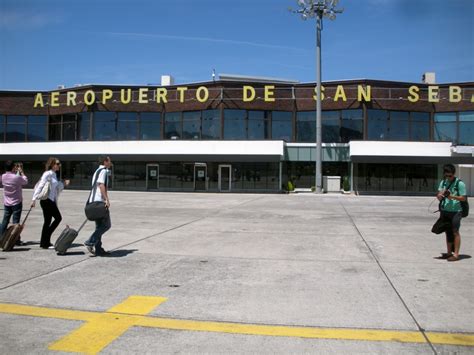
top-left (0, 140), bottom-right (285, 162)
top-left (349, 141), bottom-right (474, 164)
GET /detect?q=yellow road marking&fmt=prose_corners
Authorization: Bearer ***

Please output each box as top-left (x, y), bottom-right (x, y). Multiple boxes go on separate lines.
top-left (0, 297), bottom-right (473, 354)
top-left (49, 296), bottom-right (166, 354)
top-left (426, 332), bottom-right (474, 347)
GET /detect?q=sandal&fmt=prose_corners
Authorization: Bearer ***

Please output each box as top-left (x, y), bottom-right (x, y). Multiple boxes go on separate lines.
top-left (447, 255), bottom-right (460, 262)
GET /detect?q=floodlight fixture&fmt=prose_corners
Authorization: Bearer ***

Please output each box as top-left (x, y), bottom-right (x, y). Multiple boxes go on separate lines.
top-left (291, 0), bottom-right (343, 194)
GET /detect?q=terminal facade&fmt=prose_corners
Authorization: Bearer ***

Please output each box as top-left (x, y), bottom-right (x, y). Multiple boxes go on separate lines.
top-left (0, 77), bottom-right (473, 195)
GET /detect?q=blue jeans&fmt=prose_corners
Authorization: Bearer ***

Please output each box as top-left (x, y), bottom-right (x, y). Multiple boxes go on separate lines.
top-left (1, 203), bottom-right (23, 237)
top-left (85, 212), bottom-right (111, 253)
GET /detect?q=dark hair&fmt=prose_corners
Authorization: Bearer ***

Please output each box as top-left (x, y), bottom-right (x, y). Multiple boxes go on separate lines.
top-left (443, 164), bottom-right (456, 175)
top-left (98, 155), bottom-right (110, 164)
top-left (4, 160), bottom-right (14, 172)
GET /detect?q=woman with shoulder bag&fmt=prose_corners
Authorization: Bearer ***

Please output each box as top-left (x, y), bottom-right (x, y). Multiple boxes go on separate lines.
top-left (31, 157), bottom-right (70, 249)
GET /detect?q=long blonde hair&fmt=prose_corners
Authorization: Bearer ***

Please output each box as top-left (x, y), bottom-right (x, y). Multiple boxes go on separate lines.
top-left (45, 157), bottom-right (59, 171)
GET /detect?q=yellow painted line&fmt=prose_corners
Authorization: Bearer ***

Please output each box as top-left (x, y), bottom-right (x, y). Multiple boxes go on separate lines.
top-left (0, 303), bottom-right (97, 322)
top-left (135, 317), bottom-right (426, 344)
top-left (49, 314), bottom-right (136, 354)
top-left (426, 332), bottom-right (474, 347)
top-left (0, 296), bottom-right (473, 354)
top-left (107, 295), bottom-right (167, 315)
top-left (49, 296), bottom-right (166, 354)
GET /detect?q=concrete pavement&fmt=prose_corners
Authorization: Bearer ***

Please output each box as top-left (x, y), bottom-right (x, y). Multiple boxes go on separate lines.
top-left (0, 190), bottom-right (472, 354)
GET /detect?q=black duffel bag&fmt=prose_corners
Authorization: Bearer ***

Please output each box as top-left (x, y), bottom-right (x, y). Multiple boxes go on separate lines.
top-left (85, 168), bottom-right (108, 221)
top-left (85, 201), bottom-right (108, 221)
top-left (431, 217), bottom-right (451, 234)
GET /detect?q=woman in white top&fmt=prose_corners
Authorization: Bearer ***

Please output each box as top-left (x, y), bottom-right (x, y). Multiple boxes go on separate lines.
top-left (31, 157), bottom-right (70, 249)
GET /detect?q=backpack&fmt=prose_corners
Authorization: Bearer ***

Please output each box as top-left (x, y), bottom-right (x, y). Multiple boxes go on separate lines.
top-left (454, 179), bottom-right (469, 218)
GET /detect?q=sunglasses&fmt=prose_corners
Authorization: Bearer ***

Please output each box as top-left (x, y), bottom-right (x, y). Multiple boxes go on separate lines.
top-left (444, 174), bottom-right (453, 178)
top-left (55, 162), bottom-right (61, 166)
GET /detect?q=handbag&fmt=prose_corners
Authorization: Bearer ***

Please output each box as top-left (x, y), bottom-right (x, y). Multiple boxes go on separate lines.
top-left (84, 168), bottom-right (108, 221)
top-left (35, 177), bottom-right (51, 200)
top-left (431, 217), bottom-right (451, 235)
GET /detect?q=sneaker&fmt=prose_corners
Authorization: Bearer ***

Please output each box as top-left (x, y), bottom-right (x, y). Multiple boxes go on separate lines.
top-left (15, 240), bottom-right (25, 246)
top-left (84, 243), bottom-right (95, 256)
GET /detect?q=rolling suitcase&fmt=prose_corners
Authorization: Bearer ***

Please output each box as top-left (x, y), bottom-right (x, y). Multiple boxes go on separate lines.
top-left (1, 207), bottom-right (33, 252)
top-left (55, 219), bottom-right (88, 255)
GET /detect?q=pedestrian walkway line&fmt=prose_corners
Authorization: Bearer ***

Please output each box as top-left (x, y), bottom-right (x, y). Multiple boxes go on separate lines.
top-left (0, 296), bottom-right (473, 354)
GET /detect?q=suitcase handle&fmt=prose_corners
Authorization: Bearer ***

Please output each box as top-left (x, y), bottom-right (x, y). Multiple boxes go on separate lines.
top-left (77, 219), bottom-right (88, 233)
top-left (21, 207), bottom-right (33, 227)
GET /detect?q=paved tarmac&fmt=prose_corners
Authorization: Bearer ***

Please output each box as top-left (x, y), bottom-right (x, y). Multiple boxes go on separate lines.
top-left (0, 190), bottom-right (473, 354)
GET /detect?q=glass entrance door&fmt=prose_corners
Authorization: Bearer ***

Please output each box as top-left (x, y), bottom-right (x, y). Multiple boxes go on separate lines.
top-left (194, 163), bottom-right (207, 191)
top-left (218, 165), bottom-right (231, 192)
top-left (146, 164), bottom-right (159, 190)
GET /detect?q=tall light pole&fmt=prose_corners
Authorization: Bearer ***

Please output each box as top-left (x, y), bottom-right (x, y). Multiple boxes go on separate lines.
top-left (292, 0), bottom-right (343, 193)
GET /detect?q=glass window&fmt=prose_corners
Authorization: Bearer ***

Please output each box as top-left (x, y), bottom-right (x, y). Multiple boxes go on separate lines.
top-left (114, 162), bottom-right (138, 188)
top-left (341, 109), bottom-right (363, 142)
top-left (434, 112), bottom-right (457, 143)
top-left (183, 111), bottom-right (201, 140)
top-left (459, 111), bottom-right (474, 145)
top-left (356, 163), bottom-right (437, 193)
top-left (410, 112), bottom-right (430, 141)
top-left (181, 163), bottom-right (194, 189)
top-left (165, 112), bottom-right (181, 139)
top-left (48, 115), bottom-right (61, 141)
top-left (389, 111), bottom-right (409, 140)
top-left (6, 115), bottom-right (27, 142)
top-left (62, 114), bottom-right (76, 141)
top-left (158, 162), bottom-right (183, 189)
top-left (224, 109), bottom-right (246, 139)
top-left (27, 115), bottom-right (47, 142)
top-left (140, 112), bottom-right (161, 140)
top-left (271, 111), bottom-right (292, 141)
top-left (367, 109), bottom-right (388, 140)
top-left (117, 112), bottom-right (138, 140)
top-left (202, 109), bottom-right (220, 139)
top-left (94, 112), bottom-right (116, 140)
top-left (0, 115), bottom-right (4, 142)
top-left (296, 111), bottom-right (316, 142)
top-left (322, 110), bottom-right (340, 143)
top-left (78, 112), bottom-right (90, 141)
top-left (248, 111), bottom-right (269, 140)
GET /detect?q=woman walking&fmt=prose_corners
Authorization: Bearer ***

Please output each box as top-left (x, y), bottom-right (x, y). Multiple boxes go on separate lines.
top-left (31, 157), bottom-right (70, 249)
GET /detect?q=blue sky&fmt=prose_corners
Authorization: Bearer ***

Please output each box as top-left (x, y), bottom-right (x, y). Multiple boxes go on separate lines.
top-left (0, 0), bottom-right (472, 90)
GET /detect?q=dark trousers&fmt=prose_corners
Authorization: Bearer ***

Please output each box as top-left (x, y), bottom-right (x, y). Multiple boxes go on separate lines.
top-left (1, 203), bottom-right (23, 237)
top-left (40, 199), bottom-right (62, 248)
top-left (85, 212), bottom-right (111, 253)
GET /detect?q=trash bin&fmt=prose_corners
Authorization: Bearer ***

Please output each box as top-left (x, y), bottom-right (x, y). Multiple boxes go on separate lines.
top-left (323, 176), bottom-right (341, 193)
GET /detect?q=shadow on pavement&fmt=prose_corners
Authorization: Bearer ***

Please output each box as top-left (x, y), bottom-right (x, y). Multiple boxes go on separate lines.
top-left (106, 249), bottom-right (138, 258)
top-left (5, 248), bottom-right (31, 252)
top-left (433, 254), bottom-right (471, 261)
top-left (56, 251), bottom-right (86, 256)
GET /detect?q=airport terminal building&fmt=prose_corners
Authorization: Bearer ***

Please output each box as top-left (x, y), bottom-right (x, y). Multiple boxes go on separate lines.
top-left (0, 75), bottom-right (473, 195)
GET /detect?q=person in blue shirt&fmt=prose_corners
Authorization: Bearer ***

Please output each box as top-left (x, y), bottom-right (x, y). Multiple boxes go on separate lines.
top-left (436, 164), bottom-right (467, 262)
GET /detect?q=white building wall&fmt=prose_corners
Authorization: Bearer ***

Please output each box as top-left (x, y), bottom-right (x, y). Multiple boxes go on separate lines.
top-left (457, 165), bottom-right (474, 196)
